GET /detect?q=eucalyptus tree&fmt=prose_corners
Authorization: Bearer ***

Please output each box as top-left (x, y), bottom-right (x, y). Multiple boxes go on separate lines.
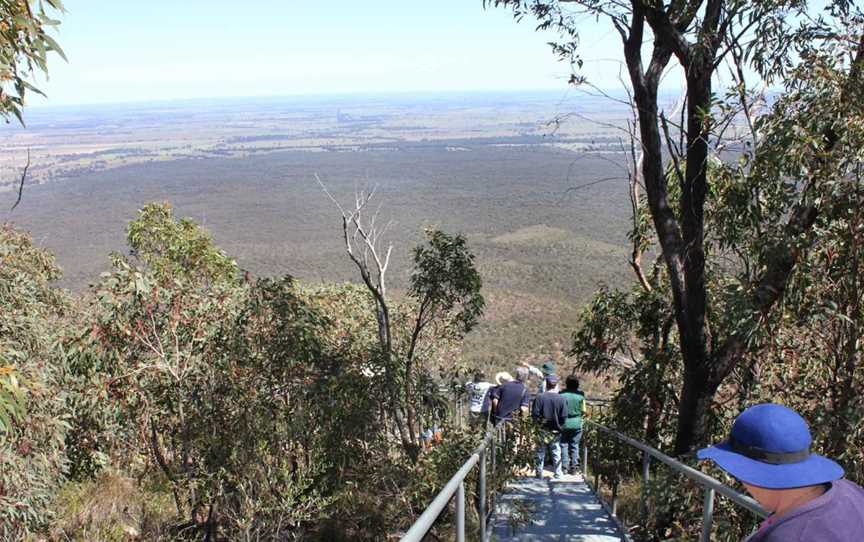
top-left (489, 0), bottom-right (864, 454)
top-left (0, 225), bottom-right (71, 538)
top-left (0, 0), bottom-right (65, 123)
top-left (88, 203), bottom-right (336, 538)
top-left (2, 0), bottom-right (66, 210)
top-left (0, 2), bottom-right (66, 533)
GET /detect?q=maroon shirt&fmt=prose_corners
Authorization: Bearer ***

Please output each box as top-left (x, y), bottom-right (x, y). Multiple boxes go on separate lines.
top-left (745, 479), bottom-right (864, 542)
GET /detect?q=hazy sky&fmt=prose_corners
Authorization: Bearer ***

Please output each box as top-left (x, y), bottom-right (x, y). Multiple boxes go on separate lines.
top-left (31, 0), bottom-right (641, 106)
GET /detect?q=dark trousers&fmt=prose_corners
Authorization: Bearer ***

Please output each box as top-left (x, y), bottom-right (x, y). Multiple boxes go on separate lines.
top-left (561, 428), bottom-right (583, 472)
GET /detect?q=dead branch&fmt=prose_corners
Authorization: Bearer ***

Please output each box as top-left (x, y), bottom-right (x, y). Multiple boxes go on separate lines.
top-left (315, 173), bottom-right (394, 352)
top-left (10, 148), bottom-right (30, 212)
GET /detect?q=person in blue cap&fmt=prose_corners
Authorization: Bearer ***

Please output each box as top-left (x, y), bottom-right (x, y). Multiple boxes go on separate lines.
top-left (698, 403), bottom-right (864, 541)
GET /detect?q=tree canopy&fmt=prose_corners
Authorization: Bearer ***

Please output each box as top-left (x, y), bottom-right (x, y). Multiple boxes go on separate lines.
top-left (490, 0), bottom-right (864, 455)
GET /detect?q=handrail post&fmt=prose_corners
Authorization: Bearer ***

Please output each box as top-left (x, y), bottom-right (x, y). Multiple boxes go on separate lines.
top-left (456, 481), bottom-right (466, 542)
top-left (490, 426), bottom-right (497, 531)
top-left (639, 450), bottom-right (650, 516)
top-left (701, 487), bottom-right (715, 542)
top-left (491, 426), bottom-right (497, 481)
top-left (479, 448), bottom-right (487, 542)
top-left (582, 438), bottom-right (588, 477)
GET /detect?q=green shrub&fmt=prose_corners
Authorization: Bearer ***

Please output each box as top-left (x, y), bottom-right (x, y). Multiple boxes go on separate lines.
top-left (0, 224), bottom-right (72, 538)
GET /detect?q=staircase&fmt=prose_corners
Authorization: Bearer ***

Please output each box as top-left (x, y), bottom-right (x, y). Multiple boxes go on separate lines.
top-left (491, 473), bottom-right (625, 541)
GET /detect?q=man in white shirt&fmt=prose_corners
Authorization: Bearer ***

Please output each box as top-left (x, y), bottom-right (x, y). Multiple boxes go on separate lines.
top-left (465, 372), bottom-right (493, 426)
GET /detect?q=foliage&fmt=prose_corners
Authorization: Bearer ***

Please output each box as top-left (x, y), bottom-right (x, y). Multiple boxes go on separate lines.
top-left (126, 202), bottom-right (239, 285)
top-left (0, 6), bottom-right (68, 528)
top-left (0, 224), bottom-right (71, 538)
top-left (410, 229), bottom-right (485, 337)
top-left (395, 228), bottom-right (485, 460)
top-left (86, 206), bottom-right (338, 538)
top-left (50, 473), bottom-right (176, 541)
top-left (0, 0), bottom-right (65, 123)
top-left (0, 365), bottom-right (24, 432)
top-left (21, 203), bottom-right (488, 540)
top-left (0, 184), bottom-right (535, 540)
top-left (491, 0), bottom-right (864, 460)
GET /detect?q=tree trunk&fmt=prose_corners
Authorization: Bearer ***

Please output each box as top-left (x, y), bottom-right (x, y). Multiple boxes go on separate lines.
top-left (674, 367), bottom-right (718, 455)
top-left (672, 62), bottom-right (714, 455)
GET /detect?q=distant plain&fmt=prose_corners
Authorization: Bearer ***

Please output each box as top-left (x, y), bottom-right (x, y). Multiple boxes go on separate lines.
top-left (2, 91), bottom-right (640, 369)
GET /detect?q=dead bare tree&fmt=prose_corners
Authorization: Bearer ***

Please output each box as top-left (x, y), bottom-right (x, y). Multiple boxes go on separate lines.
top-left (316, 174), bottom-right (393, 350)
top-left (315, 175), bottom-right (419, 457)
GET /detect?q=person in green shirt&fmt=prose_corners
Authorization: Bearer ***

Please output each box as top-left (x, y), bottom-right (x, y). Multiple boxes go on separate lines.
top-left (559, 375), bottom-right (585, 475)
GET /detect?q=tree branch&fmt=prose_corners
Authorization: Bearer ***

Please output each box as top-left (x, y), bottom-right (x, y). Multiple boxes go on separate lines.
top-left (9, 148), bottom-right (30, 212)
top-left (640, 0), bottom-right (693, 64)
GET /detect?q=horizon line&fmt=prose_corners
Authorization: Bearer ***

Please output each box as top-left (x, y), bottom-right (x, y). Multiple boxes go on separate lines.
top-left (25, 86), bottom-right (684, 111)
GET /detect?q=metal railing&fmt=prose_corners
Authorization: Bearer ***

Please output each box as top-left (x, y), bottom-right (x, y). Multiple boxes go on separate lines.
top-left (400, 423), bottom-right (505, 542)
top-left (403, 395), bottom-right (766, 542)
top-left (583, 420), bottom-right (768, 542)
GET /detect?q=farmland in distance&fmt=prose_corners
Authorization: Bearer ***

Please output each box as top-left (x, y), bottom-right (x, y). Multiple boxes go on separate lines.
top-left (2, 91), bottom-right (642, 369)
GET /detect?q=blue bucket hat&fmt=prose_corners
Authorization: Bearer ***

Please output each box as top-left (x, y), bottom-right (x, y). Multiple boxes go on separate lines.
top-left (541, 361), bottom-right (556, 375)
top-left (697, 403), bottom-right (844, 489)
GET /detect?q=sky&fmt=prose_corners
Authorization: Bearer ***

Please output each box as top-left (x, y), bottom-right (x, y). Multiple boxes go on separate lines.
top-left (29, 0), bottom-right (639, 106)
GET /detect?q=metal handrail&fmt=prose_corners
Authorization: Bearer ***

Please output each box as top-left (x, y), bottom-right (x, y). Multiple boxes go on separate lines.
top-left (403, 395), bottom-right (766, 542)
top-left (400, 424), bottom-right (503, 542)
top-left (583, 420), bottom-right (768, 542)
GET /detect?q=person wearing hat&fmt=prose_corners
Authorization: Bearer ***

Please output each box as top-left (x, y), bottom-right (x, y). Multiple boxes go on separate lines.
top-left (698, 403), bottom-right (864, 541)
top-left (494, 371), bottom-right (514, 385)
top-left (521, 359), bottom-right (558, 396)
top-left (531, 375), bottom-right (567, 479)
top-left (478, 372), bottom-right (511, 424)
top-left (489, 368), bottom-right (529, 425)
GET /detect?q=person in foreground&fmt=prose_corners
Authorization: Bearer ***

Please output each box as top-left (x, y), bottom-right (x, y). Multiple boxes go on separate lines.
top-left (698, 403), bottom-right (864, 541)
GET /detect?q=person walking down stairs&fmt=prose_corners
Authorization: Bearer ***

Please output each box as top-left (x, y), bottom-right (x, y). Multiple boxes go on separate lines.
top-left (490, 368), bottom-right (530, 425)
top-left (531, 375), bottom-right (567, 479)
top-left (559, 374), bottom-right (586, 475)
